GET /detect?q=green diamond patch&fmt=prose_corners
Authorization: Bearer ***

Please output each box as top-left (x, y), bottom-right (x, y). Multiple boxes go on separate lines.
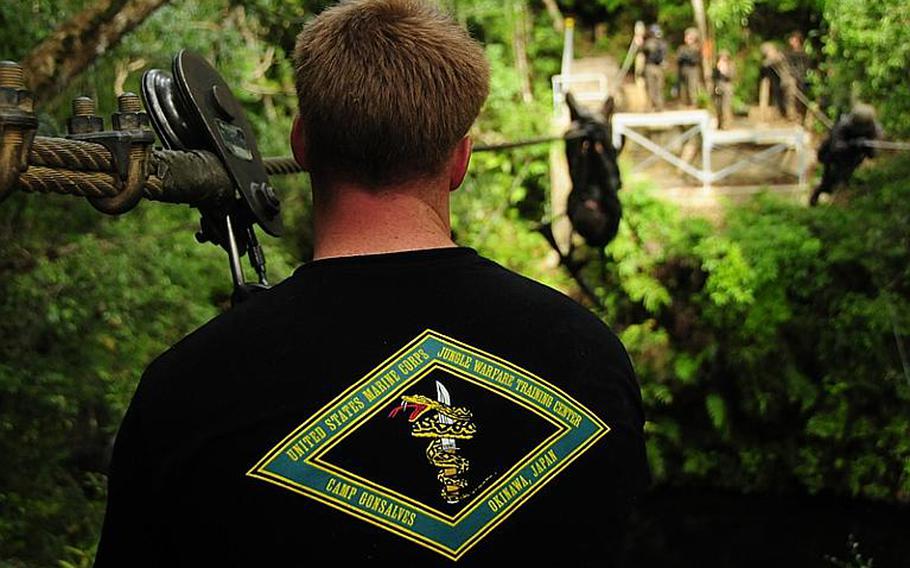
top-left (247, 330), bottom-right (609, 560)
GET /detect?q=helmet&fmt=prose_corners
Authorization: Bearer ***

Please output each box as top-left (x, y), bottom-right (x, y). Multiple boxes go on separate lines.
top-left (851, 103), bottom-right (877, 124)
top-left (648, 24), bottom-right (663, 39)
top-left (760, 42), bottom-right (778, 59)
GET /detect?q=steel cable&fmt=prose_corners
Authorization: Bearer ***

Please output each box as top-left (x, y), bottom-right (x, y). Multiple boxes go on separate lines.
top-left (16, 166), bottom-right (170, 200)
top-left (13, 129), bottom-right (601, 207)
top-left (29, 137), bottom-right (114, 171)
top-left (17, 167), bottom-right (121, 198)
top-left (29, 136), bottom-right (307, 177)
top-left (262, 156), bottom-right (303, 175)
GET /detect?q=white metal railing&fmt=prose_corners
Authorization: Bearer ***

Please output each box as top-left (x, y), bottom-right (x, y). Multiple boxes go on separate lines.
top-left (551, 73), bottom-right (610, 113)
top-left (612, 110), bottom-right (809, 188)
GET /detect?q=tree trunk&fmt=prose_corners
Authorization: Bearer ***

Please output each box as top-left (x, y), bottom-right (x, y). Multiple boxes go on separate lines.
top-left (691, 0), bottom-right (713, 92)
top-left (541, 0), bottom-right (564, 33)
top-left (22, 0), bottom-right (170, 103)
top-left (512, 0), bottom-right (533, 104)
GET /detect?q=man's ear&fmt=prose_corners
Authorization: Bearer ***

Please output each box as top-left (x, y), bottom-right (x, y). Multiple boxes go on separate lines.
top-left (290, 115), bottom-right (310, 171)
top-left (449, 136), bottom-right (472, 192)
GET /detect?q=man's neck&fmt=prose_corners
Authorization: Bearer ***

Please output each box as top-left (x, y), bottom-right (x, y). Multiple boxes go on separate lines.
top-left (311, 182), bottom-right (455, 260)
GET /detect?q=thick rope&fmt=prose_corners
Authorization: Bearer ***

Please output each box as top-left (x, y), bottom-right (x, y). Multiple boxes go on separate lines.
top-left (17, 137), bottom-right (295, 206)
top-left (17, 167), bottom-right (121, 198)
top-left (29, 137), bottom-right (114, 171)
top-left (16, 166), bottom-right (169, 200)
top-left (262, 156), bottom-right (303, 175)
top-left (28, 133), bottom-right (597, 178)
top-left (141, 177), bottom-right (168, 201)
top-left (764, 64), bottom-right (835, 130)
top-left (15, 129), bottom-right (611, 206)
top-left (862, 140), bottom-right (910, 151)
top-left (474, 129), bottom-right (585, 153)
top-left (473, 135), bottom-right (563, 153)
top-left (29, 136), bottom-right (306, 177)
top-left (762, 67), bottom-right (910, 151)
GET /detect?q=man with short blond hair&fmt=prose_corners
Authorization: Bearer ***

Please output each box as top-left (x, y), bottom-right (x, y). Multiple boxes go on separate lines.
top-left (95, 1), bottom-right (647, 565)
top-left (292, 0), bottom-right (489, 186)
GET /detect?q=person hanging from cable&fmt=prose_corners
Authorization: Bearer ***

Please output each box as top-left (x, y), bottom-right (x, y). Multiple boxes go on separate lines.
top-left (810, 103), bottom-right (883, 206)
top-left (538, 93), bottom-right (623, 302)
top-left (564, 93), bottom-right (623, 251)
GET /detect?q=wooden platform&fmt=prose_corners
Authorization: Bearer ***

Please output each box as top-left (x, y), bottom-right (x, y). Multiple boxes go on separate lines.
top-left (548, 23), bottom-right (816, 220)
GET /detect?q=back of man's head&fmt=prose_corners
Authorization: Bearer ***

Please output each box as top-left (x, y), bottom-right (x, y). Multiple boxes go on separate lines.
top-left (293, 0), bottom-right (490, 187)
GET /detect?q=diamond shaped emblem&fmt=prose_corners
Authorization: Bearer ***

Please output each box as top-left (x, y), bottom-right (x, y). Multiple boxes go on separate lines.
top-left (247, 330), bottom-right (609, 560)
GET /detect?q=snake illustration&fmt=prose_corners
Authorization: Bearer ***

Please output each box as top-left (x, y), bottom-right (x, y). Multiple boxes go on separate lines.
top-left (388, 393), bottom-right (477, 503)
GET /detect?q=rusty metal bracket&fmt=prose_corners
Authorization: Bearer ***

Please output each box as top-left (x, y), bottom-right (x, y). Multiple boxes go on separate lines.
top-left (0, 61), bottom-right (38, 202)
top-left (68, 130), bottom-right (154, 214)
top-left (67, 93), bottom-right (155, 214)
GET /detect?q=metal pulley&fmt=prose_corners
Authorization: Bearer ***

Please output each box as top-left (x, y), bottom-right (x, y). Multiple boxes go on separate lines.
top-left (141, 50), bottom-right (283, 237)
top-left (141, 50), bottom-right (283, 303)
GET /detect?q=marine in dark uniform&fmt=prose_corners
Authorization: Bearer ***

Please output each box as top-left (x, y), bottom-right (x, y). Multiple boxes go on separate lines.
top-left (642, 24), bottom-right (668, 111)
top-left (677, 28), bottom-right (702, 107)
top-left (93, 1), bottom-right (649, 566)
top-left (760, 42), bottom-right (797, 121)
top-left (786, 33), bottom-right (810, 93)
top-left (810, 104), bottom-right (883, 206)
top-left (786, 32), bottom-right (811, 115)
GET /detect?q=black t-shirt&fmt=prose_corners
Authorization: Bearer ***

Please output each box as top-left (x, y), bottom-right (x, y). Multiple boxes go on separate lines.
top-left (94, 248), bottom-right (648, 567)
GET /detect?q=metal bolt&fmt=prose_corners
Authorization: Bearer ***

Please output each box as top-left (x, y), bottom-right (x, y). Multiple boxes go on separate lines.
top-left (68, 96), bottom-right (104, 135)
top-left (253, 183), bottom-right (280, 217)
top-left (117, 92), bottom-right (142, 113)
top-left (112, 91), bottom-right (149, 132)
top-left (72, 96), bottom-right (97, 117)
top-left (0, 61), bottom-right (25, 89)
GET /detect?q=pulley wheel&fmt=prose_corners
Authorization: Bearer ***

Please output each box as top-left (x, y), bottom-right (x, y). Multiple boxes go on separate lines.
top-left (140, 69), bottom-right (203, 151)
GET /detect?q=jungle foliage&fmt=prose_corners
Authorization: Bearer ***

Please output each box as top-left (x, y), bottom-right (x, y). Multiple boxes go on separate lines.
top-left (0, 0), bottom-right (908, 565)
top-left (605, 160), bottom-right (910, 501)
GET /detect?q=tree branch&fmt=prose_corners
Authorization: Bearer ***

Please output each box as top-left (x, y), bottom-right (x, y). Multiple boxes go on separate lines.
top-left (22, 0), bottom-right (170, 103)
top-left (540, 0), bottom-right (564, 33)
